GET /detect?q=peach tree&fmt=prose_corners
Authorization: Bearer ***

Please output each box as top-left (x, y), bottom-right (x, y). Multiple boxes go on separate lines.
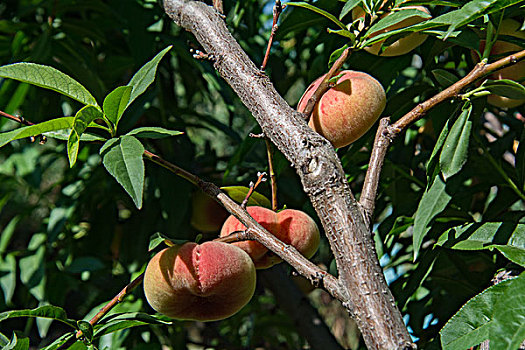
top-left (0, 0), bottom-right (524, 349)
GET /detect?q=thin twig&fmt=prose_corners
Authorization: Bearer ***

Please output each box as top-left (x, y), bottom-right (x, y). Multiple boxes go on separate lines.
top-left (212, 0), bottom-right (223, 14)
top-left (213, 230), bottom-right (253, 243)
top-left (265, 138), bottom-right (278, 211)
top-left (241, 172), bottom-right (267, 208)
top-left (0, 111), bottom-right (34, 126)
top-left (359, 49), bottom-right (525, 220)
top-left (389, 49), bottom-right (525, 135)
top-left (260, 0), bottom-right (284, 71)
top-left (75, 273), bottom-right (145, 339)
top-left (298, 47), bottom-right (352, 120)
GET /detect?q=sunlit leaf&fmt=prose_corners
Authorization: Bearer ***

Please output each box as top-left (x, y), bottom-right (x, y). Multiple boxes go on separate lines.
top-left (100, 136), bottom-right (145, 209)
top-left (0, 63), bottom-right (99, 107)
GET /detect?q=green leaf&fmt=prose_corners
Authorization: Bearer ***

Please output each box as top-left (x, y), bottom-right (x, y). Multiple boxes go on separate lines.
top-left (439, 105), bottom-right (472, 180)
top-left (490, 273), bottom-right (525, 350)
top-left (436, 222), bottom-right (525, 267)
top-left (220, 186), bottom-right (272, 208)
top-left (40, 332), bottom-right (74, 350)
top-left (0, 254), bottom-right (16, 304)
top-left (413, 175), bottom-right (452, 259)
top-left (100, 136), bottom-right (145, 209)
top-left (127, 46), bottom-right (172, 109)
top-left (0, 63), bottom-right (99, 107)
top-left (327, 28), bottom-right (356, 40)
top-left (93, 320), bottom-right (148, 338)
top-left (367, 8), bottom-right (431, 35)
top-left (328, 45), bottom-right (350, 67)
top-left (432, 69), bottom-right (459, 88)
top-left (4, 332), bottom-right (29, 350)
top-left (484, 79), bottom-right (525, 100)
top-left (103, 85), bottom-right (132, 126)
top-left (126, 127), bottom-right (183, 139)
top-left (43, 129), bottom-right (105, 142)
top-left (0, 215), bottom-right (19, 254)
top-left (67, 105), bottom-right (103, 167)
top-left (339, 0), bottom-right (362, 20)
top-left (77, 320), bottom-right (93, 343)
top-left (0, 117), bottom-right (74, 148)
top-left (148, 232), bottom-right (188, 251)
top-left (440, 278), bottom-right (513, 350)
top-left (285, 2), bottom-right (347, 30)
top-left (363, 0), bottom-right (523, 44)
top-left (93, 313), bottom-right (172, 337)
top-left (0, 306), bottom-right (77, 329)
top-left (426, 118), bottom-right (450, 181)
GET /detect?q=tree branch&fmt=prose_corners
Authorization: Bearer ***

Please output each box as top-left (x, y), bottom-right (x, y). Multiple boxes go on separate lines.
top-left (163, 1), bottom-right (413, 348)
top-left (359, 49), bottom-right (525, 219)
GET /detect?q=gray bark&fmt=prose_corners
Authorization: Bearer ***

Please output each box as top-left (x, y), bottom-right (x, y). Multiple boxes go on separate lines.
top-left (163, 1), bottom-right (414, 348)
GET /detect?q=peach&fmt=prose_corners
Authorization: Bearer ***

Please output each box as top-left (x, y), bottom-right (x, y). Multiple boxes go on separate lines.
top-left (352, 5), bottom-right (430, 57)
top-left (143, 241), bottom-right (256, 321)
top-left (483, 19), bottom-right (525, 108)
top-left (220, 207), bottom-right (320, 269)
top-left (297, 70), bottom-right (386, 148)
top-left (190, 190), bottom-right (229, 233)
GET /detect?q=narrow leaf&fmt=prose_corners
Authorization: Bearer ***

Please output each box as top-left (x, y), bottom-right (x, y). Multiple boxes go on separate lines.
top-left (39, 332), bottom-right (74, 350)
top-left (43, 129), bottom-right (105, 142)
top-left (439, 105), bottom-right (472, 180)
top-left (127, 46), bottom-right (172, 108)
top-left (285, 2), bottom-right (347, 30)
top-left (413, 175), bottom-right (452, 259)
top-left (103, 85), bottom-right (132, 126)
top-left (436, 222), bottom-right (525, 267)
top-left (0, 63), bottom-right (99, 107)
top-left (148, 232), bottom-right (188, 251)
top-left (484, 79), bottom-right (525, 100)
top-left (0, 117), bottom-right (74, 148)
top-left (440, 279), bottom-right (513, 350)
top-left (0, 306), bottom-right (77, 329)
top-left (432, 69), bottom-right (459, 88)
top-left (67, 106), bottom-right (103, 167)
top-left (126, 127), bottom-right (183, 139)
top-left (339, 0), bottom-right (362, 20)
top-left (100, 136), bottom-right (145, 209)
top-left (220, 186), bottom-right (272, 208)
top-left (367, 8), bottom-right (431, 35)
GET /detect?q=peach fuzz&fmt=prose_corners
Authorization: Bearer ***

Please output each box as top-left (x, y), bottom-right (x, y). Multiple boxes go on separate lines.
top-left (297, 70), bottom-right (386, 148)
top-left (352, 5), bottom-right (430, 57)
top-left (220, 206), bottom-right (320, 269)
top-left (143, 241), bottom-right (256, 321)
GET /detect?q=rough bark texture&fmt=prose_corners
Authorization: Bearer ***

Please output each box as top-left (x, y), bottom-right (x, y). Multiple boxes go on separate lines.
top-left (163, 1), bottom-right (414, 348)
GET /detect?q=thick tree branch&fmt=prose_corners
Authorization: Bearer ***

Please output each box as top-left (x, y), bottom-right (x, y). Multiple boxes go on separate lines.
top-left (359, 49), bottom-right (525, 219)
top-left (163, 1), bottom-right (413, 349)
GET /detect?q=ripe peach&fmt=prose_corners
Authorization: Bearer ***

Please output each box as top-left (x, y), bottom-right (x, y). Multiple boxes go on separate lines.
top-left (143, 241), bottom-right (256, 321)
top-left (220, 207), bottom-right (320, 269)
top-left (352, 5), bottom-right (430, 57)
top-left (483, 19), bottom-right (525, 108)
top-left (297, 70), bottom-right (386, 148)
top-left (190, 190), bottom-right (229, 233)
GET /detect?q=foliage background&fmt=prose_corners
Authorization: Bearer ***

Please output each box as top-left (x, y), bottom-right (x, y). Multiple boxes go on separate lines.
top-left (0, 0), bottom-right (523, 349)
